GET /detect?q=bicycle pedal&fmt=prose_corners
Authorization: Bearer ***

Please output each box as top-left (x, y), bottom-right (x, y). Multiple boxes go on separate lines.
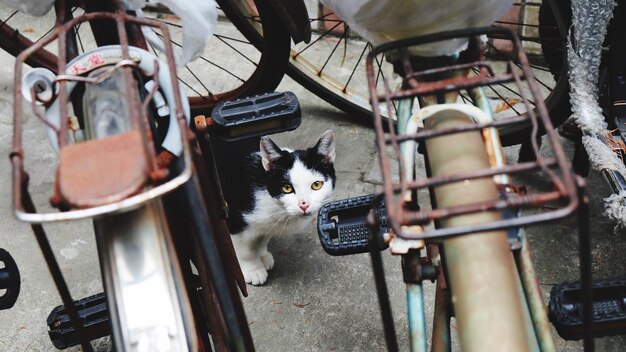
top-left (549, 278), bottom-right (626, 340)
top-left (0, 248), bottom-right (20, 310)
top-left (317, 194), bottom-right (389, 256)
top-left (211, 91), bottom-right (301, 141)
top-left (47, 292), bottom-right (111, 349)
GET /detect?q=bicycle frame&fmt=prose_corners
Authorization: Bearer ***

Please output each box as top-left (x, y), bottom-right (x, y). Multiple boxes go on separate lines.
top-left (366, 27), bottom-right (587, 351)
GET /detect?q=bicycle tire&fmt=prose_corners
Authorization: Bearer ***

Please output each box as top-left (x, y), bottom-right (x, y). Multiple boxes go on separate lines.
top-left (189, 0), bottom-right (290, 115)
top-left (0, 0), bottom-right (290, 116)
top-left (538, 0), bottom-right (572, 117)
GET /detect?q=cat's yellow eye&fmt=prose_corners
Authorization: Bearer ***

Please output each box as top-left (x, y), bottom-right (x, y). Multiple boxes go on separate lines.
top-left (282, 184), bottom-right (294, 193)
top-left (311, 181), bottom-right (324, 190)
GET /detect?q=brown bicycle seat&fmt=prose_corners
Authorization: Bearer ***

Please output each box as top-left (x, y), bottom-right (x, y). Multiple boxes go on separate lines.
top-left (54, 130), bottom-right (149, 209)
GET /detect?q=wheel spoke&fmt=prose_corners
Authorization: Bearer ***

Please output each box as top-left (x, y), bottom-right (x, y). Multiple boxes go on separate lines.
top-left (213, 34), bottom-right (257, 66)
top-left (485, 84), bottom-right (523, 115)
top-left (471, 66), bottom-right (529, 114)
top-left (319, 25), bottom-right (348, 75)
top-left (1, 11), bottom-right (18, 28)
top-left (310, 12), bottom-right (342, 23)
top-left (185, 66), bottom-right (211, 95)
top-left (35, 26), bottom-right (56, 44)
top-left (343, 40), bottom-right (368, 92)
top-left (178, 76), bottom-right (209, 97)
top-left (214, 33), bottom-right (253, 46)
top-left (293, 20), bottom-right (343, 58)
top-left (372, 48), bottom-right (397, 114)
top-left (485, 40), bottom-right (555, 92)
top-left (75, 23), bottom-right (85, 53)
top-left (154, 31), bottom-right (246, 83)
top-left (460, 92), bottom-right (472, 104)
top-left (148, 17), bottom-right (182, 29)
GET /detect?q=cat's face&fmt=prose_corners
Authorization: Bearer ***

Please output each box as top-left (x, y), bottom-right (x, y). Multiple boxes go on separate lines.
top-left (260, 130), bottom-right (336, 217)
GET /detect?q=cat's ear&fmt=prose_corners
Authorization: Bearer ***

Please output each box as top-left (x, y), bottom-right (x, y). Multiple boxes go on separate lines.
top-left (314, 130), bottom-right (335, 164)
top-left (260, 136), bottom-right (283, 171)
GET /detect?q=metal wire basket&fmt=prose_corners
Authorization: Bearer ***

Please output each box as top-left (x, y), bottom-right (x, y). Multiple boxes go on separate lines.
top-left (367, 26), bottom-right (579, 241)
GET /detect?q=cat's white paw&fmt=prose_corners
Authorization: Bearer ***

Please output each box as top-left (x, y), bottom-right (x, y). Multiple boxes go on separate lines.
top-left (244, 268), bottom-right (269, 286)
top-left (239, 259), bottom-right (269, 285)
top-left (260, 252), bottom-right (274, 270)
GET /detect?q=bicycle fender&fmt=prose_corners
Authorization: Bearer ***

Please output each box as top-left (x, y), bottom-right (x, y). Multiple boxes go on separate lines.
top-left (268, 0), bottom-right (311, 44)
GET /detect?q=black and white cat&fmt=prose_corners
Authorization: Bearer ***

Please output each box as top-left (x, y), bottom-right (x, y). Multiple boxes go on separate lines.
top-left (224, 130), bottom-right (336, 285)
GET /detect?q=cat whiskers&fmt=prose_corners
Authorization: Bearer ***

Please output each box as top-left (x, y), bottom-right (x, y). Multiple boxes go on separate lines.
top-left (278, 213), bottom-right (295, 235)
top-left (264, 212), bottom-right (291, 236)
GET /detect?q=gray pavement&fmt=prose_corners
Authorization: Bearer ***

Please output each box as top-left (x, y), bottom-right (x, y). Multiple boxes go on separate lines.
top-left (1, 9), bottom-right (626, 352)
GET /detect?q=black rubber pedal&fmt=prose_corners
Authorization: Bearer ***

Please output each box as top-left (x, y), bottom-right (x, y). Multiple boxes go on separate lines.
top-left (317, 194), bottom-right (389, 256)
top-left (549, 278), bottom-right (626, 340)
top-left (211, 91), bottom-right (301, 141)
top-left (0, 248), bottom-right (20, 310)
top-left (47, 292), bottom-right (111, 349)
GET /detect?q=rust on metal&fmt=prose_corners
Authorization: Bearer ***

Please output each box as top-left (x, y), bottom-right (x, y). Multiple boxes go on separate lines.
top-left (56, 130), bottom-right (148, 209)
top-left (604, 130), bottom-right (626, 161)
top-left (194, 115), bottom-right (208, 133)
top-left (389, 225), bottom-right (425, 255)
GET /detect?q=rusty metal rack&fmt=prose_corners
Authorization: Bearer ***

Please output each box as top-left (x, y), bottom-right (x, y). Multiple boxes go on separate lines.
top-left (11, 6), bottom-right (192, 223)
top-left (367, 26), bottom-right (580, 241)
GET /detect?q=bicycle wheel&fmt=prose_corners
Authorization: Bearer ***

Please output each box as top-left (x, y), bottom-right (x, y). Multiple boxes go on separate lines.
top-left (302, 1), bottom-right (570, 146)
top-left (0, 0), bottom-right (290, 116)
top-left (223, 0), bottom-right (570, 146)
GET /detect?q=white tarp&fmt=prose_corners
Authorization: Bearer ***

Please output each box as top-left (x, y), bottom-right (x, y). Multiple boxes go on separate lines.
top-left (321, 0), bottom-right (515, 56)
top-left (129, 0), bottom-right (217, 67)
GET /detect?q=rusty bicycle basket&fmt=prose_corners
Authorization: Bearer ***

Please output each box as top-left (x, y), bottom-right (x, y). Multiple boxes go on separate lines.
top-left (10, 5), bottom-right (192, 223)
top-left (367, 26), bottom-right (579, 241)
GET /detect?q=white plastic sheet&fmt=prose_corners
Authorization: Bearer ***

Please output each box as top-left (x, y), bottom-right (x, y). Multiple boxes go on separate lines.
top-left (321, 0), bottom-right (514, 56)
top-left (124, 0), bottom-right (218, 67)
top-left (1, 0), bottom-right (55, 17)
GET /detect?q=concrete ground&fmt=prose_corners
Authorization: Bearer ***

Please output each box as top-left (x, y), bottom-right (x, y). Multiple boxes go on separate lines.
top-left (1, 7), bottom-right (626, 352)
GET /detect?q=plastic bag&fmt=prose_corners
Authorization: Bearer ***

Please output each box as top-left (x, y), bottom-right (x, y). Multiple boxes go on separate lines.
top-left (321, 0), bottom-right (514, 56)
top-left (1, 0), bottom-right (55, 16)
top-left (123, 0), bottom-right (217, 67)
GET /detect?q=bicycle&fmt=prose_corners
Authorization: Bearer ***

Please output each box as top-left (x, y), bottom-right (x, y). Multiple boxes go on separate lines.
top-left (3, 0), bottom-right (307, 350)
top-left (315, 25), bottom-right (587, 351)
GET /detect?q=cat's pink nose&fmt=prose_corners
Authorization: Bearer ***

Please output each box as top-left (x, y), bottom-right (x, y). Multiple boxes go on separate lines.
top-left (299, 200), bottom-right (309, 212)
